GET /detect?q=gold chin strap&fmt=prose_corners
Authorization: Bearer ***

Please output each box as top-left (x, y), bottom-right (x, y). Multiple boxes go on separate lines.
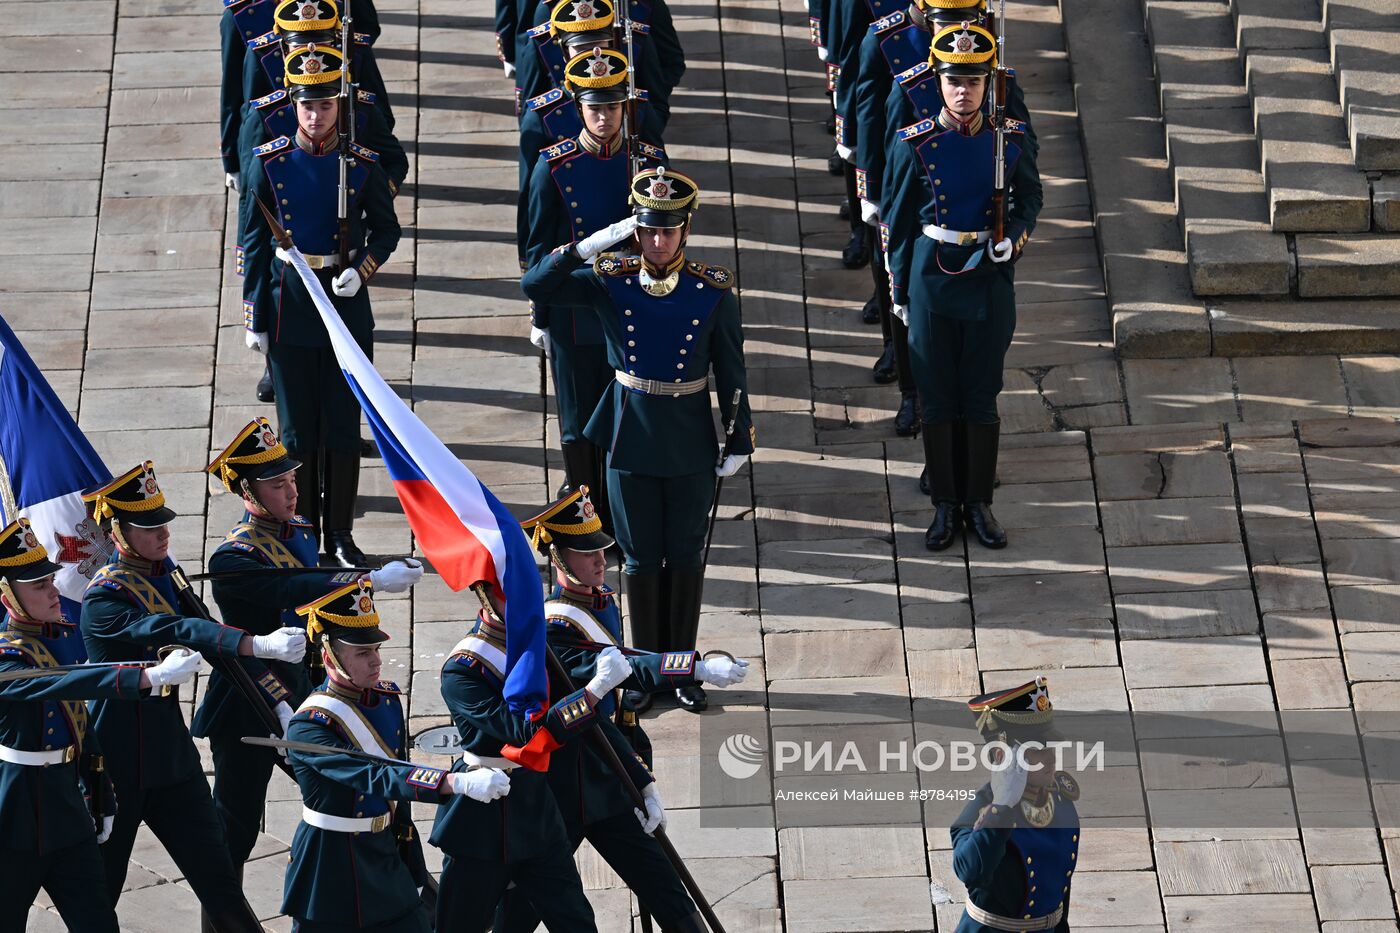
top-left (547, 543), bottom-right (587, 588)
top-left (319, 632), bottom-right (351, 681)
top-left (0, 579), bottom-right (35, 623)
top-left (110, 521), bottom-right (140, 561)
top-left (238, 478), bottom-right (271, 518)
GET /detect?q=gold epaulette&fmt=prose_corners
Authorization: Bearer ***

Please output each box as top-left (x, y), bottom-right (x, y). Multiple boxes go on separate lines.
top-left (685, 260), bottom-right (734, 289)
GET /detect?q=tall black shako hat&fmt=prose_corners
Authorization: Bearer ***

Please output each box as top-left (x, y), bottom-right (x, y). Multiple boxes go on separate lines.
top-left (521, 485), bottom-right (613, 556)
top-left (82, 461), bottom-right (178, 529)
top-left (298, 577), bottom-right (390, 646)
top-left (565, 47), bottom-right (630, 105)
top-left (968, 676), bottom-right (1062, 744)
top-left (930, 22), bottom-right (997, 77)
top-left (206, 417), bottom-right (300, 495)
top-left (285, 43), bottom-right (346, 100)
top-left (550, 0), bottom-right (615, 51)
top-left (630, 166), bottom-right (699, 229)
top-left (0, 518), bottom-right (62, 584)
top-left (275, 0), bottom-right (339, 35)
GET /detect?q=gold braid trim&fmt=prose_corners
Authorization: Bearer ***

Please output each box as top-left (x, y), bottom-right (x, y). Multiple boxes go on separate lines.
top-left (304, 606), bottom-right (381, 642)
top-left (89, 491), bottom-right (166, 523)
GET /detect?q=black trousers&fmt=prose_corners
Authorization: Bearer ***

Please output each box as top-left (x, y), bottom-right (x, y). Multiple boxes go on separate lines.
top-left (210, 728), bottom-right (282, 867)
top-left (269, 339), bottom-right (371, 458)
top-left (436, 850), bottom-right (597, 932)
top-left (495, 811), bottom-right (699, 931)
top-left (2, 838), bottom-right (119, 932)
top-left (101, 771), bottom-right (250, 917)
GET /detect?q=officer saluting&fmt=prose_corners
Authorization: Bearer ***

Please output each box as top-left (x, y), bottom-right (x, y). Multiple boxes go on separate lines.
top-left (0, 519), bottom-right (201, 932)
top-left (193, 418), bottom-right (426, 913)
top-left (525, 46), bottom-right (666, 527)
top-left (522, 167), bottom-right (754, 713)
top-left (281, 579), bottom-right (494, 932)
top-left (241, 44), bottom-right (401, 568)
top-left (492, 487), bottom-right (749, 932)
top-left (79, 463), bottom-right (306, 930)
top-left (952, 677), bottom-right (1080, 933)
top-left (885, 22), bottom-right (1041, 552)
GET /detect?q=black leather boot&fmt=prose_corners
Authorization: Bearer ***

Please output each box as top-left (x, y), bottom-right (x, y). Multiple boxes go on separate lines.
top-left (827, 151), bottom-right (843, 174)
top-left (895, 392), bottom-right (919, 437)
top-left (964, 420), bottom-right (1007, 549)
top-left (589, 443), bottom-right (614, 537)
top-left (861, 292), bottom-right (881, 325)
top-left (923, 424), bottom-right (961, 551)
top-left (919, 466), bottom-right (930, 497)
top-left (872, 340), bottom-right (896, 384)
top-left (255, 361), bottom-right (274, 403)
top-left (293, 454), bottom-right (321, 552)
top-left (842, 225), bottom-right (870, 268)
top-left (323, 451), bottom-right (367, 568)
top-left (622, 571), bottom-right (665, 714)
top-left (668, 568), bottom-right (708, 712)
top-left (559, 440), bottom-right (597, 501)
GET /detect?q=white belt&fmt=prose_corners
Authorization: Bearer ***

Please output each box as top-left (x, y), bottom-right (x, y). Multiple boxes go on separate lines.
top-left (302, 805), bottom-right (392, 834)
top-left (276, 247), bottom-right (356, 269)
top-left (460, 751), bottom-right (520, 771)
top-left (964, 900), bottom-right (1064, 931)
top-left (923, 224), bottom-right (991, 246)
top-left (0, 743), bottom-right (77, 766)
top-left (615, 370), bottom-right (709, 398)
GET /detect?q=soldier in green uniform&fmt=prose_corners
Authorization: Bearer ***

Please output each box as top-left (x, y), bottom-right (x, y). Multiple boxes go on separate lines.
top-left (193, 418), bottom-right (425, 921)
top-left (242, 45), bottom-right (402, 568)
top-left (78, 461), bottom-right (309, 931)
top-left (429, 584), bottom-right (641, 931)
top-left (0, 518), bottom-right (202, 932)
top-left (952, 677), bottom-right (1080, 933)
top-left (492, 488), bottom-right (749, 931)
top-left (282, 579), bottom-right (502, 931)
top-left (521, 167), bottom-right (754, 713)
top-left (885, 23), bottom-right (1042, 552)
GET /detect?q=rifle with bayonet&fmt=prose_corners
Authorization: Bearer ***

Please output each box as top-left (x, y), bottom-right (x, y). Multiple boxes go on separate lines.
top-left (990, 0), bottom-right (1008, 245)
top-left (336, 3), bottom-right (355, 272)
top-left (622, 3), bottom-right (641, 179)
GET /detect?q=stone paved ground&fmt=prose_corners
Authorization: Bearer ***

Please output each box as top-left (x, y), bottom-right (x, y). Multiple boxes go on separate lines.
top-left (10, 0), bottom-right (1400, 928)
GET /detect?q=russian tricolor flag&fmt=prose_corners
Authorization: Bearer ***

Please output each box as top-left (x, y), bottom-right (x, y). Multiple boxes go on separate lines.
top-left (283, 250), bottom-right (550, 726)
top-left (0, 315), bottom-right (113, 621)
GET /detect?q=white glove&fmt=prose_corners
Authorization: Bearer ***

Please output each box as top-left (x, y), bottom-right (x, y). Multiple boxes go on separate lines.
top-left (225, 172), bottom-right (240, 193)
top-left (696, 656), bottom-right (749, 688)
top-left (275, 701), bottom-right (295, 735)
top-left (817, 45), bottom-right (829, 62)
top-left (716, 453), bottom-right (747, 478)
top-left (892, 303), bottom-right (909, 326)
top-left (252, 627), bottom-right (307, 663)
top-left (835, 142), bottom-right (854, 162)
top-left (988, 238), bottom-right (1014, 264)
top-left (586, 646), bottom-right (632, 697)
top-left (97, 814), bottom-right (115, 844)
top-left (332, 268), bottom-right (363, 297)
top-left (245, 329), bottom-right (268, 355)
top-left (145, 647), bottom-right (204, 690)
top-left (449, 768), bottom-right (511, 802)
top-left (530, 325), bottom-right (550, 353)
top-left (503, 60), bottom-right (516, 78)
top-left (990, 747), bottom-right (1029, 806)
top-left (860, 198), bottom-right (880, 225)
top-left (576, 215), bottom-right (638, 262)
top-left (635, 783), bottom-right (666, 835)
top-left (369, 558), bottom-right (424, 594)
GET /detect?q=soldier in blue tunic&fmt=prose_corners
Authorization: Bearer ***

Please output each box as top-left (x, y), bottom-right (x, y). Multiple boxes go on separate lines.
top-left (491, 488), bottom-right (748, 931)
top-left (78, 462), bottom-right (310, 930)
top-left (517, 0), bottom-right (681, 127)
top-left (429, 585), bottom-right (639, 931)
top-left (524, 48), bottom-right (666, 530)
top-left (193, 418), bottom-right (426, 919)
top-left (953, 677), bottom-right (1080, 933)
top-left (0, 518), bottom-right (202, 932)
top-left (282, 579), bottom-right (501, 931)
top-left (242, 45), bottom-right (402, 568)
top-left (522, 167), bottom-right (754, 713)
top-left (884, 23), bottom-right (1041, 551)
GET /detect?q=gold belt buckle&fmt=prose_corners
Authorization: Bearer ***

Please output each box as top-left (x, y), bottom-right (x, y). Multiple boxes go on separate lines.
top-left (956, 231), bottom-right (978, 246)
top-left (370, 812), bottom-right (391, 833)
